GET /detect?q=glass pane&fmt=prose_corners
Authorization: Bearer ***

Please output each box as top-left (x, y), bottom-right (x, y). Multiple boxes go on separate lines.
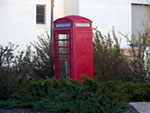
top-left (58, 34), bottom-right (68, 40)
top-left (67, 68), bottom-right (70, 74)
top-left (58, 54), bottom-right (67, 60)
top-left (59, 75), bottom-right (66, 79)
top-left (58, 48), bottom-right (68, 53)
top-left (36, 5), bottom-right (45, 24)
top-left (37, 6), bottom-right (45, 14)
top-left (37, 15), bottom-right (44, 24)
top-left (59, 68), bottom-right (68, 74)
top-left (55, 33), bottom-right (70, 79)
top-left (59, 61), bottom-right (68, 67)
top-left (57, 41), bottom-right (68, 46)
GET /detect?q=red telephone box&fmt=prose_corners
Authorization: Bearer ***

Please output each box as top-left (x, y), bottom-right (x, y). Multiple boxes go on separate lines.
top-left (53, 15), bottom-right (93, 82)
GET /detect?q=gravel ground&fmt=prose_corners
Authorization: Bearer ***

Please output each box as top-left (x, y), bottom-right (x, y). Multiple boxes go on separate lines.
top-left (0, 109), bottom-right (52, 113)
top-left (123, 107), bottom-right (139, 113)
top-left (0, 107), bottom-right (139, 113)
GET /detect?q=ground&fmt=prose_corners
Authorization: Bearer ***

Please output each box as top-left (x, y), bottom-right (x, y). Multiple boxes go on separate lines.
top-left (0, 107), bottom-right (139, 113)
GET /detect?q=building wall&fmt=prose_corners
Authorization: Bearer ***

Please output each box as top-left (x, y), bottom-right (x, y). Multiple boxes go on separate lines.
top-left (0, 0), bottom-right (36, 50)
top-left (54, 0), bottom-right (64, 19)
top-left (79, 0), bottom-right (132, 48)
top-left (63, 0), bottom-right (79, 16)
top-left (78, 0), bottom-right (150, 48)
top-left (0, 0), bottom-right (64, 50)
top-left (132, 4), bottom-right (150, 37)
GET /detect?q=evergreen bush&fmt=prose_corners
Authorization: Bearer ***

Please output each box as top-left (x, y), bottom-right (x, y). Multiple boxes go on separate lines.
top-left (0, 78), bottom-right (131, 113)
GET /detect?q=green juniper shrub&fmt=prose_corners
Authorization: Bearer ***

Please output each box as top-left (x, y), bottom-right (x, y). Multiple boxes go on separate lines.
top-left (1, 79), bottom-right (149, 111)
top-left (96, 81), bottom-right (129, 113)
top-left (0, 77), bottom-right (130, 113)
top-left (33, 78), bottom-right (129, 113)
top-left (0, 77), bottom-right (49, 108)
top-left (34, 78), bottom-right (81, 113)
top-left (122, 82), bottom-right (150, 102)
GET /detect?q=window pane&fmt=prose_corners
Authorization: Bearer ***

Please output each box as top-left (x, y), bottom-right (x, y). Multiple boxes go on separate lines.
top-left (57, 41), bottom-right (68, 46)
top-left (58, 54), bottom-right (67, 60)
top-left (37, 6), bottom-right (44, 14)
top-left (58, 48), bottom-right (68, 53)
top-left (58, 34), bottom-right (68, 40)
top-left (36, 15), bottom-right (45, 24)
top-left (58, 60), bottom-right (68, 67)
top-left (59, 68), bottom-right (67, 74)
top-left (36, 5), bottom-right (45, 24)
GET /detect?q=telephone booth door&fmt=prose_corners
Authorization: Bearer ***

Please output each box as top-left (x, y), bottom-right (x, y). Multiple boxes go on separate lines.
top-left (54, 31), bottom-right (71, 79)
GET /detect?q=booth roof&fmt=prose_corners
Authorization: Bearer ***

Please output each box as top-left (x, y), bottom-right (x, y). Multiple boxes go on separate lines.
top-left (54, 15), bottom-right (92, 22)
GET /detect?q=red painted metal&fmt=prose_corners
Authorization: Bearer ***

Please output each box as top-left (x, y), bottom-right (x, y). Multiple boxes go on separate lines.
top-left (53, 15), bottom-right (93, 82)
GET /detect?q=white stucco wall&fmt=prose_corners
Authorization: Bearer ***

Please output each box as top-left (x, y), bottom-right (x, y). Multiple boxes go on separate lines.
top-left (131, 0), bottom-right (150, 4)
top-left (63, 0), bottom-right (79, 16)
top-left (0, 0), bottom-right (64, 50)
top-left (0, 0), bottom-right (36, 50)
top-left (78, 0), bottom-right (150, 48)
top-left (54, 0), bottom-right (64, 19)
top-left (79, 0), bottom-right (131, 48)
